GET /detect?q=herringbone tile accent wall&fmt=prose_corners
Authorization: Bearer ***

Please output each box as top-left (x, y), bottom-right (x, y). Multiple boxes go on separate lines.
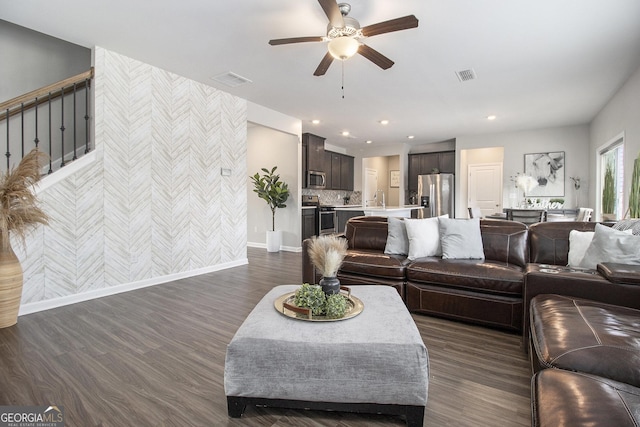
top-left (20, 47), bottom-right (247, 305)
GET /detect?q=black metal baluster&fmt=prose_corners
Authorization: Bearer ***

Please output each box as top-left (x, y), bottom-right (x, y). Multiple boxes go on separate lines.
top-left (60, 86), bottom-right (65, 168)
top-left (85, 78), bottom-right (90, 154)
top-left (20, 103), bottom-right (25, 158)
top-left (72, 83), bottom-right (77, 160)
top-left (5, 109), bottom-right (10, 170)
top-left (48, 93), bottom-right (53, 174)
top-left (34, 97), bottom-right (39, 150)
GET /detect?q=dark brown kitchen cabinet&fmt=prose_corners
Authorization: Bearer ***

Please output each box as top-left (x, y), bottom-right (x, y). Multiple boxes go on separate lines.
top-left (336, 209), bottom-right (363, 234)
top-left (324, 151), bottom-right (354, 190)
top-left (303, 133), bottom-right (325, 173)
top-left (302, 209), bottom-right (317, 241)
top-left (408, 151), bottom-right (456, 191)
top-left (341, 154), bottom-right (354, 191)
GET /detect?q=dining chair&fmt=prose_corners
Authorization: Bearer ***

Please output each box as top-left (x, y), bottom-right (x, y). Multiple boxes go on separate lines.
top-left (575, 208), bottom-right (593, 222)
top-left (468, 207), bottom-right (483, 219)
top-left (506, 209), bottom-right (547, 224)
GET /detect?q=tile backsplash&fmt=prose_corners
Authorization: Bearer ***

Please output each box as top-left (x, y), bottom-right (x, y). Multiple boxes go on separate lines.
top-left (301, 189), bottom-right (362, 206)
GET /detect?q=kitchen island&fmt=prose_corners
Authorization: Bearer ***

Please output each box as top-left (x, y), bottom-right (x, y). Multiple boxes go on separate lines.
top-left (362, 205), bottom-right (422, 218)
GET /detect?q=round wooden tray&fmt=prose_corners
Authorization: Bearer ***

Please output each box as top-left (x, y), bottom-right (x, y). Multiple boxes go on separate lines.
top-left (274, 287), bottom-right (364, 322)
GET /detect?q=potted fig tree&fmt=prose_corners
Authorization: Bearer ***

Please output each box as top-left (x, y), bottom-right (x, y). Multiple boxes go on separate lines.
top-left (250, 166), bottom-right (290, 252)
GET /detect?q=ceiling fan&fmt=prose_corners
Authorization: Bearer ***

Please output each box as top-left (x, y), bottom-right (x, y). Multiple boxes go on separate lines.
top-left (268, 0), bottom-right (419, 76)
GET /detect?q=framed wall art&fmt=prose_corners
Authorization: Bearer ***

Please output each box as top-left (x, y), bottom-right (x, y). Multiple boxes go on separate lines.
top-left (390, 170), bottom-right (400, 188)
top-left (524, 151), bottom-right (565, 197)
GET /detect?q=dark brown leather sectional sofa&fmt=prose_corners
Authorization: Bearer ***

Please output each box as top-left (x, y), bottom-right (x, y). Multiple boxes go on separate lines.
top-left (304, 215), bottom-right (640, 426)
top-left (302, 216), bottom-right (640, 334)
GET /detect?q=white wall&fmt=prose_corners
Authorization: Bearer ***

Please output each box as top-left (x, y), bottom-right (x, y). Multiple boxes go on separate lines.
top-left (19, 47), bottom-right (248, 313)
top-left (456, 124), bottom-right (590, 217)
top-left (247, 125), bottom-right (299, 250)
top-left (0, 20), bottom-right (90, 100)
top-left (589, 63), bottom-right (640, 218)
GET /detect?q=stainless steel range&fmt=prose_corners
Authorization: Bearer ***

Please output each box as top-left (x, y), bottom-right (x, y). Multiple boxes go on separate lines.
top-left (318, 206), bottom-right (337, 235)
top-left (302, 195), bottom-right (337, 235)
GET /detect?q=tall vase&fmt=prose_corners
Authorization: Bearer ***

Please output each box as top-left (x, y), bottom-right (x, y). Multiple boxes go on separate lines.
top-left (319, 276), bottom-right (340, 295)
top-left (0, 232), bottom-right (23, 328)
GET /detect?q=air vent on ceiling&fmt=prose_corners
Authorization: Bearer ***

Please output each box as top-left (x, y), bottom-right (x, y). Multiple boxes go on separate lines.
top-left (211, 72), bottom-right (253, 87)
top-left (455, 68), bottom-right (477, 82)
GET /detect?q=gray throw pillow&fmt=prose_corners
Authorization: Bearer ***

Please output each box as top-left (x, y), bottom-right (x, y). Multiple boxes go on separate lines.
top-left (438, 218), bottom-right (485, 259)
top-left (384, 217), bottom-right (409, 255)
top-left (579, 223), bottom-right (640, 269)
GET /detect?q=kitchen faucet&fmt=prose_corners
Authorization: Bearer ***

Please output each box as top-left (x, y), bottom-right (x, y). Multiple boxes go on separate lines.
top-left (374, 189), bottom-right (385, 208)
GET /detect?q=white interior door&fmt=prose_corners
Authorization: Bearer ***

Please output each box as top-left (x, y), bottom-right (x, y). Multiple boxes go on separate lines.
top-left (468, 163), bottom-right (503, 217)
top-left (364, 168), bottom-right (378, 207)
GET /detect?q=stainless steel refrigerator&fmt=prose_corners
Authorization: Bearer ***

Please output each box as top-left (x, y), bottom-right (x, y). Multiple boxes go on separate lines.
top-left (417, 173), bottom-right (455, 218)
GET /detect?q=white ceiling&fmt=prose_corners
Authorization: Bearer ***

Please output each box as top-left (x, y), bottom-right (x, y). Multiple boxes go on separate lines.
top-left (4, 0), bottom-right (640, 150)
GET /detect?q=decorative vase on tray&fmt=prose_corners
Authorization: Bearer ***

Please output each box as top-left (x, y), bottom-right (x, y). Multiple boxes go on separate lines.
top-left (307, 234), bottom-right (348, 295)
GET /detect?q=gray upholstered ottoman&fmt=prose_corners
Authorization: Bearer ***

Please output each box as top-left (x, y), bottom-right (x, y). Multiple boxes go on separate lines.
top-left (224, 285), bottom-right (429, 426)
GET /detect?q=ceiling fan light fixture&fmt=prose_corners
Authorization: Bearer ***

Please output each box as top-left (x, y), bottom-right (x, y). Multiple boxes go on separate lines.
top-left (328, 36), bottom-right (359, 60)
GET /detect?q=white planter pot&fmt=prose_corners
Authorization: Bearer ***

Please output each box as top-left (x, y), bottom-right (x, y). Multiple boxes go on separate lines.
top-left (266, 230), bottom-right (282, 252)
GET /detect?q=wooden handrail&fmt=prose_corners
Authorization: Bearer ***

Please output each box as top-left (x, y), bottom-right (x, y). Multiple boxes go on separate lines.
top-left (0, 67), bottom-right (94, 114)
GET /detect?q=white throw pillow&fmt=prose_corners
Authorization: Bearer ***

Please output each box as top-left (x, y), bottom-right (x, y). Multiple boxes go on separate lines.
top-left (567, 230), bottom-right (594, 267)
top-left (438, 218), bottom-right (485, 260)
top-left (579, 224), bottom-right (640, 269)
top-left (384, 217), bottom-right (409, 255)
top-left (404, 215), bottom-right (449, 260)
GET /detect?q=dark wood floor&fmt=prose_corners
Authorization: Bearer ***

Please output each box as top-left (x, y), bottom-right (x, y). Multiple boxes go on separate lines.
top-left (0, 248), bottom-right (531, 426)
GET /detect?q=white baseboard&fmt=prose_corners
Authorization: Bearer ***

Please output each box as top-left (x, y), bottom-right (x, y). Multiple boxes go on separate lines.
top-left (247, 242), bottom-right (302, 252)
top-left (18, 257), bottom-right (249, 316)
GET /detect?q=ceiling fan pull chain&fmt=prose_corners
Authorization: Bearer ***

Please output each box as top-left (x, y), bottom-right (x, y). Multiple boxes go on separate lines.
top-left (341, 60), bottom-right (345, 99)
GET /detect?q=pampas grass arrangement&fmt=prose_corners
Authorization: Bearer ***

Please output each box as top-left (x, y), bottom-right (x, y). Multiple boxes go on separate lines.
top-left (0, 149), bottom-right (49, 244)
top-left (0, 148), bottom-right (48, 328)
top-left (307, 234), bottom-right (348, 278)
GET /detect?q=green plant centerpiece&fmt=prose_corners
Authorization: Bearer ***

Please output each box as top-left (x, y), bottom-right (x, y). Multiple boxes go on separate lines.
top-left (293, 283), bottom-right (349, 319)
top-left (294, 283), bottom-right (326, 316)
top-left (307, 234), bottom-right (348, 295)
top-left (250, 166), bottom-right (290, 232)
top-left (602, 160), bottom-right (616, 220)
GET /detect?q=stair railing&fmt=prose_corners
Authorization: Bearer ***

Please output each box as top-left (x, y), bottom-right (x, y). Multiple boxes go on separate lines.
top-left (0, 68), bottom-right (94, 174)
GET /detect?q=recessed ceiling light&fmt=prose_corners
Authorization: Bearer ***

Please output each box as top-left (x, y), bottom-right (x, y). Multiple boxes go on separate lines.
top-left (365, 140), bottom-right (373, 144)
top-left (407, 135), bottom-right (415, 139)
top-left (379, 120), bottom-right (389, 125)
top-left (311, 119), bottom-right (320, 125)
top-left (341, 131), bottom-right (350, 136)
top-left (487, 115), bottom-right (497, 120)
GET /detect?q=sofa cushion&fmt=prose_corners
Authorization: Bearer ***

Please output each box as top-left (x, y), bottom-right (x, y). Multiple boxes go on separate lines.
top-left (529, 221), bottom-right (598, 265)
top-left (405, 215), bottom-right (448, 260)
top-left (532, 369), bottom-right (640, 427)
top-left (579, 224), bottom-right (640, 269)
top-left (406, 258), bottom-right (524, 297)
top-left (384, 217), bottom-right (409, 255)
top-left (567, 230), bottom-right (594, 267)
top-left (530, 294), bottom-right (640, 387)
top-left (439, 218), bottom-right (484, 259)
top-left (479, 219), bottom-right (528, 267)
top-left (340, 249), bottom-right (409, 279)
top-left (345, 217), bottom-right (388, 251)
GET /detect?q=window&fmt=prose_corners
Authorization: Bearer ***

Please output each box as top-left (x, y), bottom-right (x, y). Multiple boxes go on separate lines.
top-left (598, 135), bottom-right (624, 220)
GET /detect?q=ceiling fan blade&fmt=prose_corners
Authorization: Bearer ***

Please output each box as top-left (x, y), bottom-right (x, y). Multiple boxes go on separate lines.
top-left (318, 0), bottom-right (344, 28)
top-left (269, 36), bottom-right (324, 46)
top-left (313, 52), bottom-right (335, 76)
top-left (358, 44), bottom-right (394, 70)
top-left (361, 15), bottom-right (419, 37)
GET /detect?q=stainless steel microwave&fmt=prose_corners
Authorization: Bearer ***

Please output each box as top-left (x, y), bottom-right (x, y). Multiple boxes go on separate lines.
top-left (307, 170), bottom-right (326, 189)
